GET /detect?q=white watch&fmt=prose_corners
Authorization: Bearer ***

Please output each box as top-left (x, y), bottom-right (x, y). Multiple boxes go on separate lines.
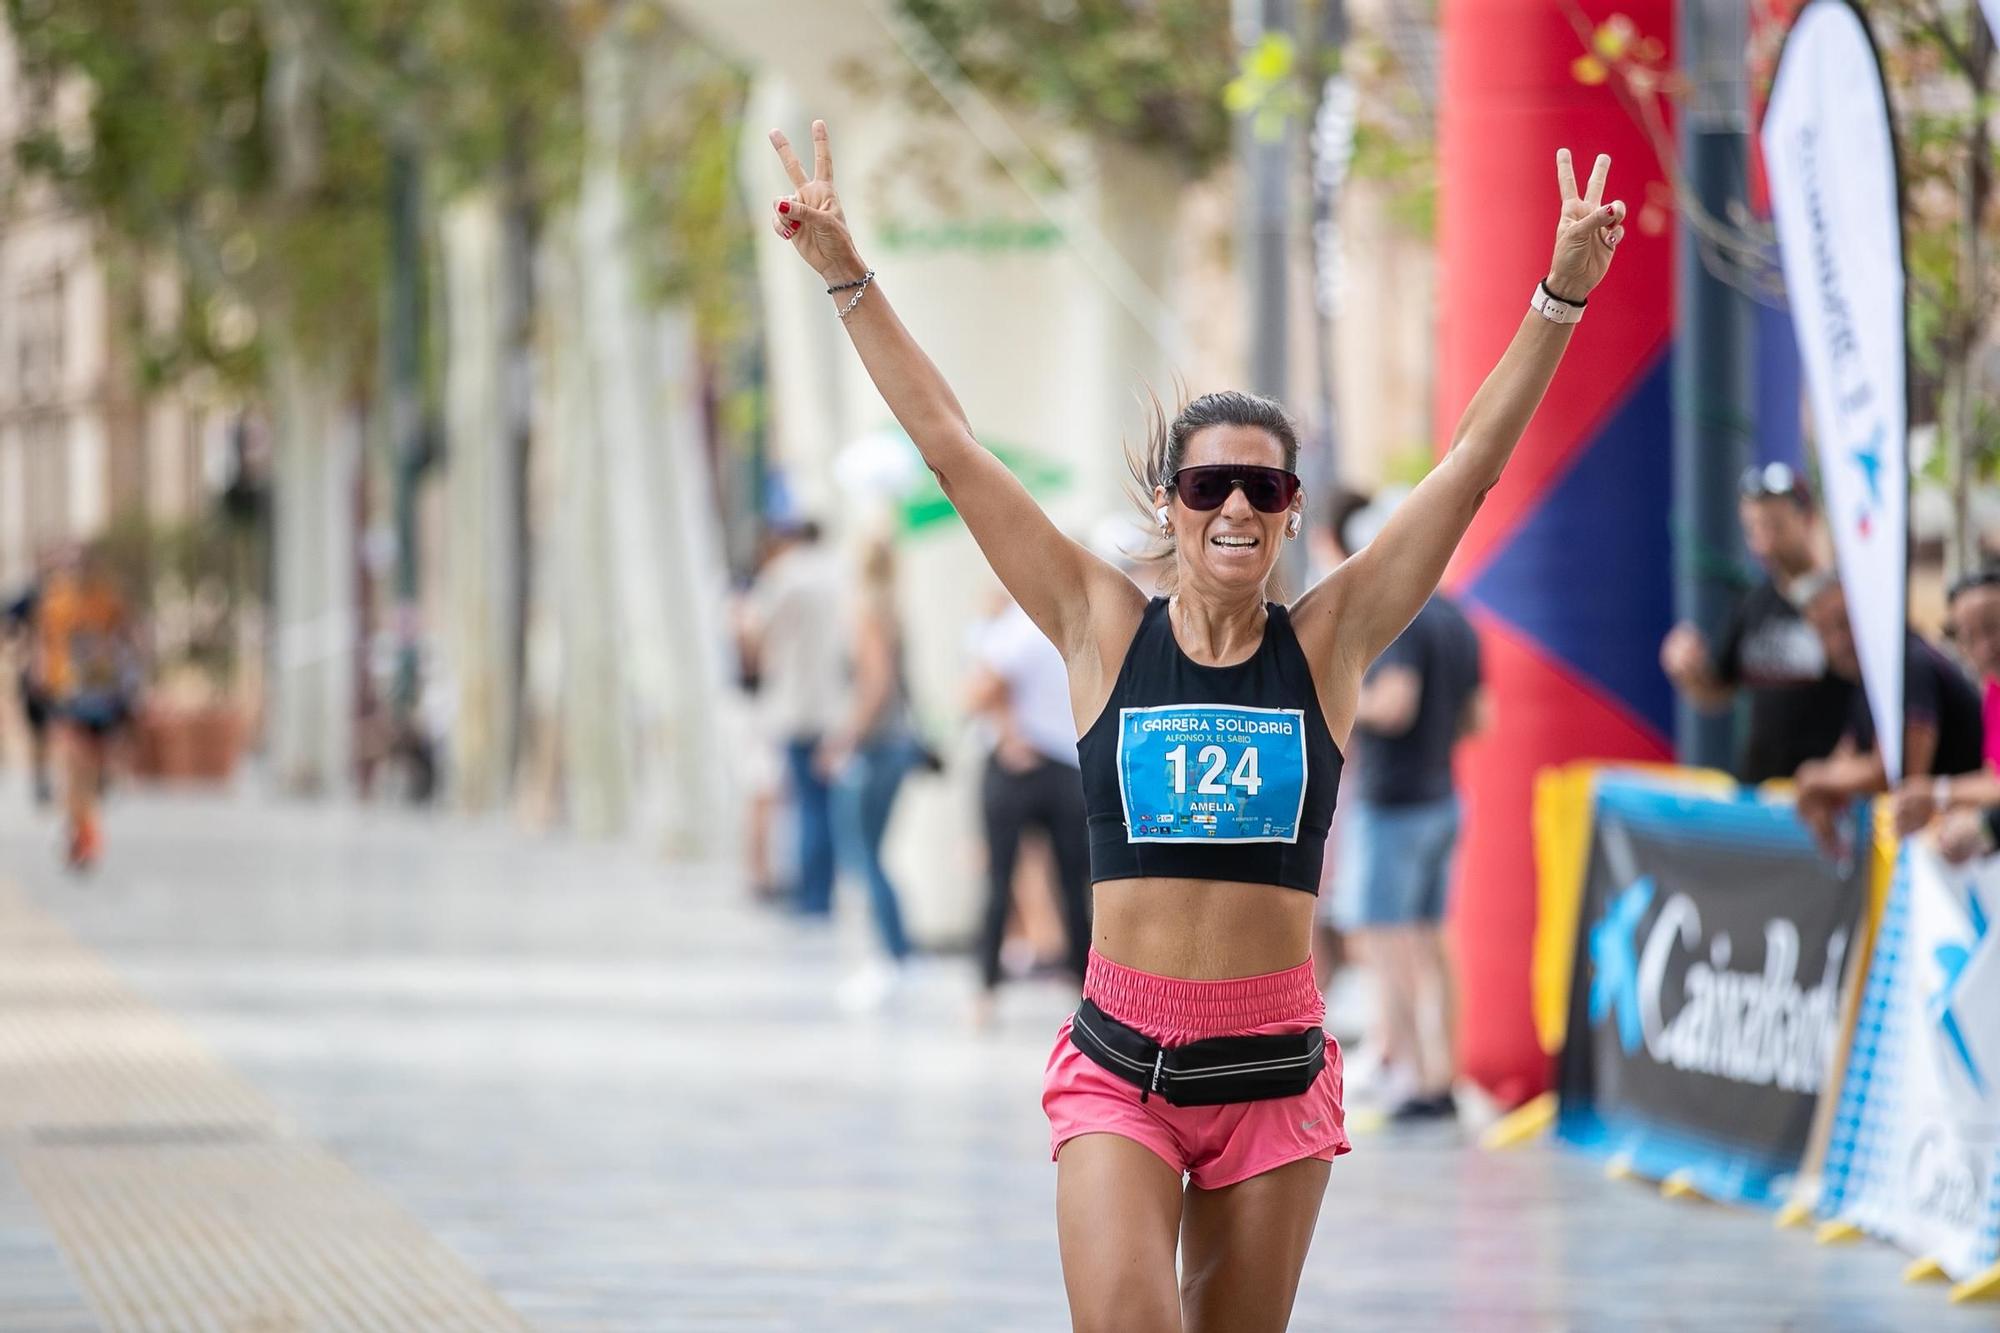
top-left (1530, 281), bottom-right (1586, 325)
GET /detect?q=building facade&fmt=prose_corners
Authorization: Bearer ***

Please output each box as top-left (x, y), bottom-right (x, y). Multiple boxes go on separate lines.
top-left (0, 21), bottom-right (229, 592)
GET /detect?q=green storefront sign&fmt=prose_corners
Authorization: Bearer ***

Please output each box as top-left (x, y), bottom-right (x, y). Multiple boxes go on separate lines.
top-left (876, 219), bottom-right (1064, 255)
top-left (897, 436), bottom-right (1073, 534)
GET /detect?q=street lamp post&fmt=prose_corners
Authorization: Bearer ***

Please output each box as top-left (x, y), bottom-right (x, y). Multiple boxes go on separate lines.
top-left (1674, 0), bottom-right (1755, 771)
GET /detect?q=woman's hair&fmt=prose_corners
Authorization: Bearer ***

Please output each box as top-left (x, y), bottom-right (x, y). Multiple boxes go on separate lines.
top-left (1123, 388), bottom-right (1301, 588)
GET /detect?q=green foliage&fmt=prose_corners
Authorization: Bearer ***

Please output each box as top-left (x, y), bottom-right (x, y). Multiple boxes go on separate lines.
top-left (7, 0), bottom-right (589, 388)
top-left (1351, 121), bottom-right (1436, 238)
top-left (896, 0), bottom-right (1239, 173)
top-left (613, 16), bottom-right (758, 342)
top-left (1338, 32), bottom-right (1438, 241)
top-left (98, 503), bottom-right (265, 681)
top-left (1381, 442), bottom-right (1437, 490)
top-left (1588, 3), bottom-right (1999, 482)
top-left (8, 0), bottom-right (391, 376)
top-left (1875, 6), bottom-right (1998, 449)
top-left (1226, 34), bottom-right (1309, 143)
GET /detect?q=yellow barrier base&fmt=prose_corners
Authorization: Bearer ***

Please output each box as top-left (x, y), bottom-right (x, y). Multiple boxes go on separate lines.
top-left (1815, 1220), bottom-right (1864, 1245)
top-left (1902, 1257), bottom-right (1947, 1284)
top-left (1344, 1105), bottom-right (1388, 1136)
top-left (1949, 1263), bottom-right (2000, 1304)
top-left (1660, 1169), bottom-right (1706, 1202)
top-left (1479, 1092), bottom-right (1556, 1151)
top-left (1604, 1154), bottom-right (1638, 1183)
top-left (1773, 1200), bottom-right (1814, 1230)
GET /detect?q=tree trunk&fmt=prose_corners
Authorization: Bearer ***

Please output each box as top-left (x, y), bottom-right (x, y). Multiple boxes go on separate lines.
top-left (1946, 31), bottom-right (1993, 580)
top-left (535, 210), bottom-right (631, 837)
top-left (266, 339), bottom-right (357, 794)
top-left (571, 20), bottom-right (736, 857)
top-left (440, 190), bottom-right (523, 809)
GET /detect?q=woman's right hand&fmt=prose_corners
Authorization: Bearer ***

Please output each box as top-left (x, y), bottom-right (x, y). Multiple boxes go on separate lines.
top-left (768, 119), bottom-right (864, 283)
top-left (1936, 806), bottom-right (1996, 864)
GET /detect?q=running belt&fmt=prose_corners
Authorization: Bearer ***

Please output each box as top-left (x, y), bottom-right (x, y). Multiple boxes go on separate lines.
top-left (1068, 998), bottom-right (1325, 1107)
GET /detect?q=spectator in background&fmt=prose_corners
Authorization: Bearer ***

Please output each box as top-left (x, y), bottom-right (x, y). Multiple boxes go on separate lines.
top-left (1894, 566), bottom-right (2000, 839)
top-left (965, 590), bottom-right (1091, 1027)
top-left (3, 551), bottom-right (55, 806)
top-left (823, 533), bottom-right (923, 1011)
top-left (36, 544), bottom-right (139, 870)
top-left (1661, 463), bottom-right (1853, 783)
top-left (1794, 572), bottom-right (1984, 856)
top-left (728, 534), bottom-right (792, 905)
top-left (741, 518), bottom-right (848, 920)
top-left (1337, 582), bottom-right (1485, 1121)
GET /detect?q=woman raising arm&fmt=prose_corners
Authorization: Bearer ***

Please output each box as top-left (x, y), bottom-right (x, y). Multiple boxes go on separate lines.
top-left (767, 123), bottom-right (1624, 1333)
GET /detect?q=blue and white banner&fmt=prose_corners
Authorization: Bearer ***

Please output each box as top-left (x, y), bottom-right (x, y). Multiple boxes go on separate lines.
top-left (1821, 845), bottom-right (2000, 1281)
top-left (1762, 0), bottom-right (1908, 779)
top-left (1555, 776), bottom-right (1868, 1206)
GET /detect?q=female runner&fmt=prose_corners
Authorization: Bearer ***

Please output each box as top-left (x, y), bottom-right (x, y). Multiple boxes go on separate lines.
top-left (767, 119), bottom-right (1624, 1332)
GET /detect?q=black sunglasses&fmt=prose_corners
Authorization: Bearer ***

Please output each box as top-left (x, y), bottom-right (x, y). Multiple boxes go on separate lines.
top-left (1171, 465), bottom-right (1301, 514)
top-left (1739, 461), bottom-right (1809, 503)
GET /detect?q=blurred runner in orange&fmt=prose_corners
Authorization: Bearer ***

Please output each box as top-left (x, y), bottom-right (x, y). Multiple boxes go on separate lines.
top-left (36, 545), bottom-right (137, 871)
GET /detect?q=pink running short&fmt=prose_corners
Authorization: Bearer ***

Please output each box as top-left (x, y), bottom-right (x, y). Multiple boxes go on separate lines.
top-left (1044, 949), bottom-right (1350, 1191)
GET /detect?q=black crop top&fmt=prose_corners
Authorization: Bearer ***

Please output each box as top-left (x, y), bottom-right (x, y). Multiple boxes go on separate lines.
top-left (1077, 597), bottom-right (1343, 894)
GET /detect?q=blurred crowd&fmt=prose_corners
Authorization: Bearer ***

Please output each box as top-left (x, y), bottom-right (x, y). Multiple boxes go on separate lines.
top-left (1658, 463), bottom-right (2000, 861)
top-left (723, 462), bottom-right (2000, 1120)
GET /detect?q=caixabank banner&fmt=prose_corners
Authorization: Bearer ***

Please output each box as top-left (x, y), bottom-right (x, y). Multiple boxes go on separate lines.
top-left (1820, 844), bottom-right (2000, 1283)
top-left (1555, 776), bottom-right (1868, 1205)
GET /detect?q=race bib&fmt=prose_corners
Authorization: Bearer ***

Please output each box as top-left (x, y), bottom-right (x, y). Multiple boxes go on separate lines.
top-left (1117, 705), bottom-right (1308, 844)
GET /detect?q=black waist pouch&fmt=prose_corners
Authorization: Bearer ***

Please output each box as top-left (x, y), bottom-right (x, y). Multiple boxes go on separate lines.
top-left (1068, 997), bottom-right (1325, 1108)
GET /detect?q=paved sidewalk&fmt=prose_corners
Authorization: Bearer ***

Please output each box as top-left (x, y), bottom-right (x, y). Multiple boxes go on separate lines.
top-left (0, 788), bottom-right (1984, 1330)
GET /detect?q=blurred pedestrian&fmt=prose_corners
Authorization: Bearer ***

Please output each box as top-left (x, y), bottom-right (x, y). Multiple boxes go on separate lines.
top-left (3, 550), bottom-right (56, 806)
top-left (741, 518), bottom-right (847, 919)
top-left (36, 544), bottom-right (139, 871)
top-left (769, 118), bottom-right (1625, 1327)
top-left (966, 591), bottom-right (1091, 1026)
top-left (1660, 464), bottom-right (1854, 783)
top-left (823, 533), bottom-right (923, 1010)
top-left (729, 534), bottom-right (794, 905)
top-left (1337, 586), bottom-right (1484, 1120)
top-left (1892, 566), bottom-right (2000, 837)
top-left (1794, 573), bottom-right (1983, 856)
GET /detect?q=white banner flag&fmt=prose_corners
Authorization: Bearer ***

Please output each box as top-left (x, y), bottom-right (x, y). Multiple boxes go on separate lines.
top-left (1763, 0), bottom-right (1908, 780)
top-left (1821, 845), bottom-right (2000, 1282)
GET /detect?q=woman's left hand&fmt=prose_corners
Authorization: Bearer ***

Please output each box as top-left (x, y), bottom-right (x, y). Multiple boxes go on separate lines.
top-left (1546, 149), bottom-right (1626, 303)
top-left (814, 734), bottom-right (855, 782)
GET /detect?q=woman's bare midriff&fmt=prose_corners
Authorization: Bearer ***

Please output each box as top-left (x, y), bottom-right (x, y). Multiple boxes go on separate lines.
top-left (1090, 877), bottom-right (1316, 980)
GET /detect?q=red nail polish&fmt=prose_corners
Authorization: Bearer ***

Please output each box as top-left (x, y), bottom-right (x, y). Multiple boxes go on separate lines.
top-left (778, 200), bottom-right (791, 215)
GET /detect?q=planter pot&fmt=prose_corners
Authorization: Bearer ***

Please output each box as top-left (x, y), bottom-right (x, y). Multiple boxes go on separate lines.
top-left (132, 706), bottom-right (245, 784)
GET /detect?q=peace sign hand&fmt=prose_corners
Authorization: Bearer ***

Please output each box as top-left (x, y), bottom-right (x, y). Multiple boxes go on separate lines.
top-left (768, 119), bottom-right (863, 283)
top-left (1547, 149), bottom-right (1626, 303)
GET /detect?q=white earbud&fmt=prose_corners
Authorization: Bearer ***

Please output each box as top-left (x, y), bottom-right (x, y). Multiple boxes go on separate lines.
top-left (1286, 513), bottom-right (1302, 539)
top-left (1155, 507), bottom-right (1171, 531)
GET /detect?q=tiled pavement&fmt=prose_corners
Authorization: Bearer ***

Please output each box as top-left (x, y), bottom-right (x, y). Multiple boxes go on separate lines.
top-left (0, 787), bottom-right (1987, 1331)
